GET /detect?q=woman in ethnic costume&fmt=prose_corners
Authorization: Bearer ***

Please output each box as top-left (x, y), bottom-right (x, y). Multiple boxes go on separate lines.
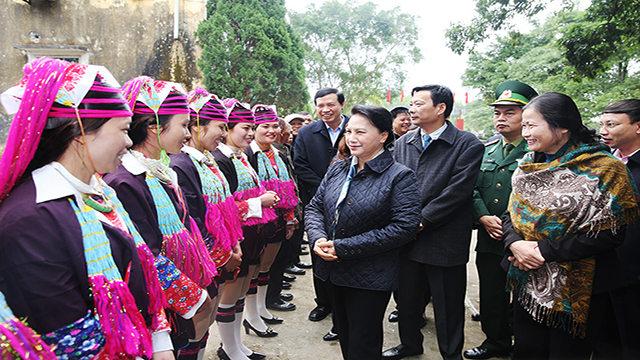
top-left (502, 92), bottom-right (639, 359)
top-left (103, 77), bottom-right (216, 357)
top-left (211, 99), bottom-right (278, 360)
top-left (243, 105), bottom-right (298, 334)
top-left (169, 88), bottom-right (244, 359)
top-left (0, 58), bottom-right (171, 359)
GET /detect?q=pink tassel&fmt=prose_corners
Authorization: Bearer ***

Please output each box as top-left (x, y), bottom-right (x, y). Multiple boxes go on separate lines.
top-left (162, 221), bottom-right (217, 289)
top-left (234, 186), bottom-right (278, 226)
top-left (5, 319), bottom-right (57, 360)
top-left (136, 244), bottom-right (167, 322)
top-left (90, 275), bottom-right (153, 359)
top-left (203, 195), bottom-right (231, 251)
top-left (203, 196), bottom-right (242, 252)
top-left (262, 179), bottom-right (298, 210)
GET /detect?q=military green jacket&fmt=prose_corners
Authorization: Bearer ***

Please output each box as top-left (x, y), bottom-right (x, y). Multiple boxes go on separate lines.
top-left (472, 138), bottom-right (529, 255)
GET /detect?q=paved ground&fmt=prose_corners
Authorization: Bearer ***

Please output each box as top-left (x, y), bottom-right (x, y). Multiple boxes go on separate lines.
top-left (203, 231), bottom-right (511, 360)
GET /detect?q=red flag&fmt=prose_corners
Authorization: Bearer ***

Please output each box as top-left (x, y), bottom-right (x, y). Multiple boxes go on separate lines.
top-left (386, 89), bottom-right (391, 103)
top-left (465, 92), bottom-right (469, 104)
top-left (400, 90), bottom-right (405, 103)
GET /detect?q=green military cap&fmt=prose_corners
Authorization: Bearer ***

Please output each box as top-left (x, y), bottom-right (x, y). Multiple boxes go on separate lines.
top-left (490, 81), bottom-right (538, 106)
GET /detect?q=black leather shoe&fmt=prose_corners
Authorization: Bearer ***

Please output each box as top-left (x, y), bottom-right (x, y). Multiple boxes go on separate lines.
top-left (243, 319), bottom-right (278, 337)
top-left (282, 281), bottom-right (292, 290)
top-left (296, 261), bottom-right (312, 269)
top-left (323, 331), bottom-right (339, 341)
top-left (301, 238), bottom-right (309, 244)
top-left (308, 305), bottom-right (331, 321)
top-left (248, 351), bottom-right (266, 360)
top-left (463, 346), bottom-right (508, 359)
top-left (283, 273), bottom-right (296, 282)
top-left (267, 299), bottom-right (296, 311)
top-left (261, 315), bottom-right (283, 324)
top-left (388, 310), bottom-right (399, 322)
top-left (381, 344), bottom-right (422, 360)
top-left (300, 246), bottom-right (309, 255)
top-left (471, 313), bottom-right (481, 322)
top-left (280, 293), bottom-right (293, 301)
top-left (218, 346), bottom-right (266, 360)
top-left (284, 265), bottom-right (306, 275)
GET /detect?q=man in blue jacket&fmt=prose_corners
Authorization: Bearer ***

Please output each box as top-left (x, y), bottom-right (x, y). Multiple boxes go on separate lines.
top-left (383, 85), bottom-right (484, 360)
top-left (293, 88), bottom-right (349, 335)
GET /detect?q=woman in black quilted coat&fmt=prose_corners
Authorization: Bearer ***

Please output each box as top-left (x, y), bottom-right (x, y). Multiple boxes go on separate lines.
top-left (306, 105), bottom-right (421, 360)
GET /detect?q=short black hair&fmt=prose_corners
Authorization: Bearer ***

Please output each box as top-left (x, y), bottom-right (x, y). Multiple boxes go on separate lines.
top-left (350, 104), bottom-right (394, 148)
top-left (411, 85), bottom-right (454, 119)
top-left (314, 88), bottom-right (345, 105)
top-left (604, 99), bottom-right (640, 124)
top-left (390, 106), bottom-right (409, 119)
top-left (298, 111), bottom-right (311, 116)
top-left (524, 92), bottom-right (598, 144)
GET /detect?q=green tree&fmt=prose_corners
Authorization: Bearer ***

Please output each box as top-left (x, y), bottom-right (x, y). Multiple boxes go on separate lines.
top-left (559, 0), bottom-right (640, 80)
top-left (195, 0), bottom-right (309, 113)
top-left (461, 10), bottom-right (640, 132)
top-left (290, 1), bottom-right (422, 107)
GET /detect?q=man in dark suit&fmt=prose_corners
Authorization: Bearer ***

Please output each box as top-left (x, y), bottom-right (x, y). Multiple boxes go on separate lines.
top-left (383, 85), bottom-right (484, 360)
top-left (464, 81), bottom-right (537, 360)
top-left (293, 88), bottom-right (349, 334)
top-left (595, 99), bottom-right (640, 360)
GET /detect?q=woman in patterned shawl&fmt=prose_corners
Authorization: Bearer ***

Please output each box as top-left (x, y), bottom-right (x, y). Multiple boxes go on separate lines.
top-left (502, 92), bottom-right (639, 359)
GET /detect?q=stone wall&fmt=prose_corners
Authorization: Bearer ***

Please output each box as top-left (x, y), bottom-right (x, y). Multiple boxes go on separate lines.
top-left (0, 0), bottom-right (207, 142)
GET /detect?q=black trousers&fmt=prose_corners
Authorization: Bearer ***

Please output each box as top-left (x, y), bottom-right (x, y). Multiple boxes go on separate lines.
top-left (326, 281), bottom-right (391, 360)
top-left (476, 252), bottom-right (512, 353)
top-left (266, 238), bottom-right (290, 304)
top-left (593, 283), bottom-right (640, 360)
top-left (286, 217), bottom-right (305, 267)
top-left (512, 291), bottom-right (608, 360)
top-left (397, 258), bottom-right (466, 360)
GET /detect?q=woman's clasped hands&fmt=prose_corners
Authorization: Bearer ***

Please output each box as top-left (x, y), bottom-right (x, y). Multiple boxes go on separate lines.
top-left (314, 237), bottom-right (338, 261)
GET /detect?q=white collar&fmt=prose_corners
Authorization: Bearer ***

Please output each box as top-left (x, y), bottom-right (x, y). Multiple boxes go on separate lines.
top-left (32, 162), bottom-right (108, 209)
top-left (122, 150), bottom-right (178, 185)
top-left (420, 122), bottom-right (448, 140)
top-left (218, 143), bottom-right (247, 160)
top-left (181, 145), bottom-right (206, 162)
top-left (250, 141), bottom-right (280, 155)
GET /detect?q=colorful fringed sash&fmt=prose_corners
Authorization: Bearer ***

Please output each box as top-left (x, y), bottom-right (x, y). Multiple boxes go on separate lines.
top-left (506, 142), bottom-right (639, 338)
top-left (70, 199), bottom-right (153, 358)
top-left (145, 174), bottom-right (217, 288)
top-left (188, 150), bottom-right (242, 252)
top-left (255, 148), bottom-right (298, 211)
top-left (0, 291), bottom-right (57, 360)
top-left (230, 155), bottom-right (277, 225)
top-left (104, 186), bottom-right (166, 323)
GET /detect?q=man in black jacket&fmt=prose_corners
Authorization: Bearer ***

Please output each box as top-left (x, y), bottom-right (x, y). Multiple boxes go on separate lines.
top-left (595, 99), bottom-right (640, 360)
top-left (293, 88), bottom-right (349, 334)
top-left (383, 85), bottom-right (484, 360)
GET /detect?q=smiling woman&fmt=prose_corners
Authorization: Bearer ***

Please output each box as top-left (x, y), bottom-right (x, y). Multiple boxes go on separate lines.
top-left (503, 92), bottom-right (639, 359)
top-left (305, 105), bottom-right (421, 360)
top-left (0, 58), bottom-right (169, 359)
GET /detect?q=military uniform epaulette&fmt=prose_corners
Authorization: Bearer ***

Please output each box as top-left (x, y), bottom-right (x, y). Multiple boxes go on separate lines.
top-left (485, 138), bottom-right (500, 147)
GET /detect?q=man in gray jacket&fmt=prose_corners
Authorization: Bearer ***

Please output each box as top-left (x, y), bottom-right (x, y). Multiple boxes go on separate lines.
top-left (383, 85), bottom-right (484, 360)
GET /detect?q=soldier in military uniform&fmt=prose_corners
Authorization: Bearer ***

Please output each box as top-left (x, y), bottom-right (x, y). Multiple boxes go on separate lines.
top-left (464, 81), bottom-right (538, 360)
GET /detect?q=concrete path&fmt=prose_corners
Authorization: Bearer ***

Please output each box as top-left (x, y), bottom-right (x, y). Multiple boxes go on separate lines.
top-left (203, 231), bottom-right (511, 360)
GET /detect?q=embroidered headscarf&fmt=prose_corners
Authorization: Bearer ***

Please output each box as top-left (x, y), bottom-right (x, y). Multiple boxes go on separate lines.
top-left (507, 141), bottom-right (639, 338)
